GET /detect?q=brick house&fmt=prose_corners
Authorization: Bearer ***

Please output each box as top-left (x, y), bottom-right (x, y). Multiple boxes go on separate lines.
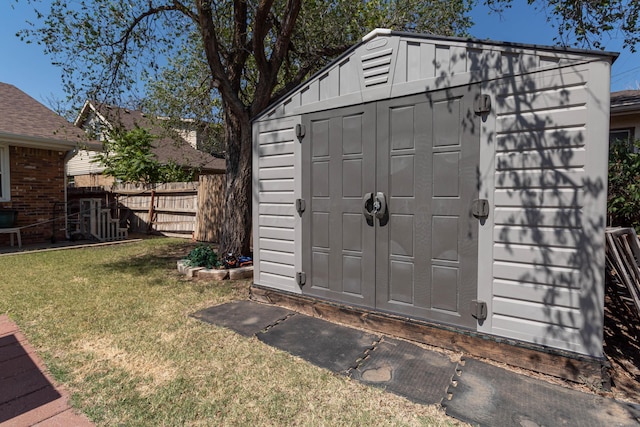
top-left (0, 82), bottom-right (85, 246)
top-left (67, 101), bottom-right (225, 187)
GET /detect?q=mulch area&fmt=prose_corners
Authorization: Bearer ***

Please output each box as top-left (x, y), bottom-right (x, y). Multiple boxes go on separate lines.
top-left (0, 315), bottom-right (93, 426)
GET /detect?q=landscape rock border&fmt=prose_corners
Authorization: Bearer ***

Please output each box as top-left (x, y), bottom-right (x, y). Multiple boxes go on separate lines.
top-left (177, 260), bottom-right (253, 280)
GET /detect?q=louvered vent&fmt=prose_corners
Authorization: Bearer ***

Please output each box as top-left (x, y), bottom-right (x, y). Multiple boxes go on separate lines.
top-left (361, 48), bottom-right (393, 87)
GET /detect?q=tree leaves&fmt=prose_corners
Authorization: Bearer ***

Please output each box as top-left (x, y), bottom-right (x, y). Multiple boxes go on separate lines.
top-left (21, 0), bottom-right (473, 255)
top-left (93, 127), bottom-right (194, 184)
top-left (608, 138), bottom-right (640, 231)
top-left (484, 0), bottom-right (640, 52)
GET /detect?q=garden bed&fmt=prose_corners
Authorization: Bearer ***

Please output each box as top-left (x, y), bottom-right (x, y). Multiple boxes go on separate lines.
top-left (177, 259), bottom-right (253, 280)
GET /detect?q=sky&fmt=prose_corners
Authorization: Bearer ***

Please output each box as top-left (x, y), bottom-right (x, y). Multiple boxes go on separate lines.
top-left (1, 1), bottom-right (639, 111)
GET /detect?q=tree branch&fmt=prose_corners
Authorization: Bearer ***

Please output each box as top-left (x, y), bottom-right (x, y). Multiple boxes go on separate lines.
top-left (270, 0), bottom-right (301, 72)
top-left (195, 0), bottom-right (247, 120)
top-left (251, 0), bottom-right (301, 115)
top-left (253, 0), bottom-right (275, 73)
top-left (229, 0), bottom-right (250, 93)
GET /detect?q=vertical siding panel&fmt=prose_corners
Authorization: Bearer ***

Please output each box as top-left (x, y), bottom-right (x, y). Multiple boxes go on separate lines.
top-left (339, 59), bottom-right (359, 95)
top-left (435, 45), bottom-right (450, 76)
top-left (301, 82), bottom-right (319, 105)
top-left (450, 46), bottom-right (467, 74)
top-left (406, 42), bottom-right (421, 82)
top-left (466, 48), bottom-right (483, 73)
top-left (319, 70), bottom-right (339, 101)
top-left (420, 42), bottom-right (436, 78)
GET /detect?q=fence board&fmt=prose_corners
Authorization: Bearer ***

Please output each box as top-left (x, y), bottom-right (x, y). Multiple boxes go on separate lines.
top-left (101, 178), bottom-right (224, 241)
top-left (111, 182), bottom-right (199, 237)
top-left (605, 228), bottom-right (640, 318)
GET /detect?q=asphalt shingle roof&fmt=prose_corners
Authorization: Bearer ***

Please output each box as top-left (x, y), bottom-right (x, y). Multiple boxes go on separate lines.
top-left (86, 103), bottom-right (225, 172)
top-left (611, 90), bottom-right (640, 110)
top-left (0, 82), bottom-right (85, 147)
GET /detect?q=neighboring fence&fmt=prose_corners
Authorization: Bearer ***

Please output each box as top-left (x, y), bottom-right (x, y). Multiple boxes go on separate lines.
top-left (109, 175), bottom-right (225, 241)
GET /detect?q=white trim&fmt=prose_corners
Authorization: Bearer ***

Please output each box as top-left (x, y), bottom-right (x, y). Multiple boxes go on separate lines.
top-left (0, 144), bottom-right (10, 202)
top-left (362, 28), bottom-right (392, 42)
top-left (0, 132), bottom-right (77, 150)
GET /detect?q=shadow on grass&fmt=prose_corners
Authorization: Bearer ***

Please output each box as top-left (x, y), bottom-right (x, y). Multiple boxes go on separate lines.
top-left (98, 240), bottom-right (202, 278)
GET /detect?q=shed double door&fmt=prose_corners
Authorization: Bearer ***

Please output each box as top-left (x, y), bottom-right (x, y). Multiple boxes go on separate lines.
top-left (301, 87), bottom-right (480, 329)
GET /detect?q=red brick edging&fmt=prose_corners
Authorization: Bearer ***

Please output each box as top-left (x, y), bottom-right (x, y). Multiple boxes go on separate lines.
top-left (0, 315), bottom-right (93, 426)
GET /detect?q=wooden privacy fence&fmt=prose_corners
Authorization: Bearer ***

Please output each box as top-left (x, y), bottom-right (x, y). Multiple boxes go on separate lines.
top-left (111, 175), bottom-right (225, 242)
top-left (606, 227), bottom-right (640, 319)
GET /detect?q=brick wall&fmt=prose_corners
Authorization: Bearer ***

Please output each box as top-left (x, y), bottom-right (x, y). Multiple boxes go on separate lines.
top-left (0, 146), bottom-right (69, 245)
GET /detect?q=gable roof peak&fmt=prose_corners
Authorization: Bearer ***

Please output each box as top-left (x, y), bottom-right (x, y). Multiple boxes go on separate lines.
top-left (362, 28), bottom-right (392, 42)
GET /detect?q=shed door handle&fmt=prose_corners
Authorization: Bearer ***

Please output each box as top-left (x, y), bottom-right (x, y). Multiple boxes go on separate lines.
top-left (363, 192), bottom-right (374, 221)
top-left (374, 192), bottom-right (387, 220)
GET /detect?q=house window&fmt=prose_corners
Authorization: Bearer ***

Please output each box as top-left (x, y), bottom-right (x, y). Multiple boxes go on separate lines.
top-left (609, 128), bottom-right (635, 147)
top-left (0, 145), bottom-right (9, 202)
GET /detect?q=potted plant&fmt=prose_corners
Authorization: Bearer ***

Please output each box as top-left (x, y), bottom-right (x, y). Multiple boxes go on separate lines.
top-left (0, 210), bottom-right (17, 228)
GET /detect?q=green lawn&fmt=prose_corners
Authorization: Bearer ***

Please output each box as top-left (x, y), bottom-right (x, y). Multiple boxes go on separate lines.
top-left (0, 237), bottom-right (459, 426)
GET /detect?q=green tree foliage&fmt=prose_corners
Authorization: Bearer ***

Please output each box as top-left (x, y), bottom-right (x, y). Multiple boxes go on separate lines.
top-left (93, 127), bottom-right (194, 184)
top-left (20, 0), bottom-right (473, 256)
top-left (484, 0), bottom-right (640, 51)
top-left (608, 139), bottom-right (640, 231)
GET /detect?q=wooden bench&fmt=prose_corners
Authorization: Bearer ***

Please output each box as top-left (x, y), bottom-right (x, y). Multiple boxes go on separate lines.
top-left (0, 227), bottom-right (21, 248)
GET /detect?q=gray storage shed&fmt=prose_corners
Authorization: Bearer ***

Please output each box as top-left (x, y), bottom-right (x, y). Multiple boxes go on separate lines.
top-left (252, 29), bottom-right (616, 358)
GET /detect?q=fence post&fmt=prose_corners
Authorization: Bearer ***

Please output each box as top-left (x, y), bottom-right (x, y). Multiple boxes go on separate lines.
top-left (194, 174), bottom-right (225, 242)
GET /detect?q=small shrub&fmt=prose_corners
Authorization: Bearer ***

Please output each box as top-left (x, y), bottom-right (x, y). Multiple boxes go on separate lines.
top-left (608, 138), bottom-right (640, 233)
top-left (184, 245), bottom-right (220, 269)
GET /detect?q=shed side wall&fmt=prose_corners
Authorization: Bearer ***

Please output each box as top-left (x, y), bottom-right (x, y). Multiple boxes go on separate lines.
top-left (253, 117), bottom-right (301, 293)
top-left (485, 62), bottom-right (609, 356)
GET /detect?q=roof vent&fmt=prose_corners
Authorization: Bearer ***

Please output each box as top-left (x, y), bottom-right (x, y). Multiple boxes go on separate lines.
top-left (361, 48), bottom-right (393, 87)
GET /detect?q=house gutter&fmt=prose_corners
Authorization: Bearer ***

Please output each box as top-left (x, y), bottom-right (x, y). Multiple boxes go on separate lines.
top-left (0, 131), bottom-right (78, 150)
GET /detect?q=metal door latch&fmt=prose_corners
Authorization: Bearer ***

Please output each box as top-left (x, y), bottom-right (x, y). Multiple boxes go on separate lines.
top-left (470, 300), bottom-right (487, 321)
top-left (474, 94), bottom-right (491, 115)
top-left (472, 199), bottom-right (490, 219)
top-left (296, 198), bottom-right (305, 216)
top-left (296, 272), bottom-right (306, 286)
top-left (296, 124), bottom-right (306, 139)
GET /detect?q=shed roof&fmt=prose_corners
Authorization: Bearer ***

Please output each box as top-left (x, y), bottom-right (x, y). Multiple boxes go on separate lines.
top-left (255, 29), bottom-right (618, 122)
top-left (610, 90), bottom-right (640, 114)
top-left (0, 82), bottom-right (84, 149)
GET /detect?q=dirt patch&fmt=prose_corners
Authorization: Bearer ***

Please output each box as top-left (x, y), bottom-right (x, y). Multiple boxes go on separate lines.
top-left (73, 336), bottom-right (178, 396)
top-left (604, 278), bottom-right (640, 403)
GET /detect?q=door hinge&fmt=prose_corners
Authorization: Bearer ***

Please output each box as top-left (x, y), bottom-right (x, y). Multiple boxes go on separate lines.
top-left (472, 199), bottom-right (490, 219)
top-left (470, 300), bottom-right (487, 321)
top-left (296, 272), bottom-right (306, 287)
top-left (295, 198), bottom-right (306, 216)
top-left (296, 123), bottom-right (306, 139)
top-left (474, 94), bottom-right (492, 115)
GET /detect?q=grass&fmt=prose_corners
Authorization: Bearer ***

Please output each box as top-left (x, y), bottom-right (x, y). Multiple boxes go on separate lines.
top-left (0, 237), bottom-right (460, 426)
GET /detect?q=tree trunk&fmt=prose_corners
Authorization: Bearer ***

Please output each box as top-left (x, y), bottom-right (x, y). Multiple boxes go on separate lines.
top-left (219, 106), bottom-right (252, 257)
